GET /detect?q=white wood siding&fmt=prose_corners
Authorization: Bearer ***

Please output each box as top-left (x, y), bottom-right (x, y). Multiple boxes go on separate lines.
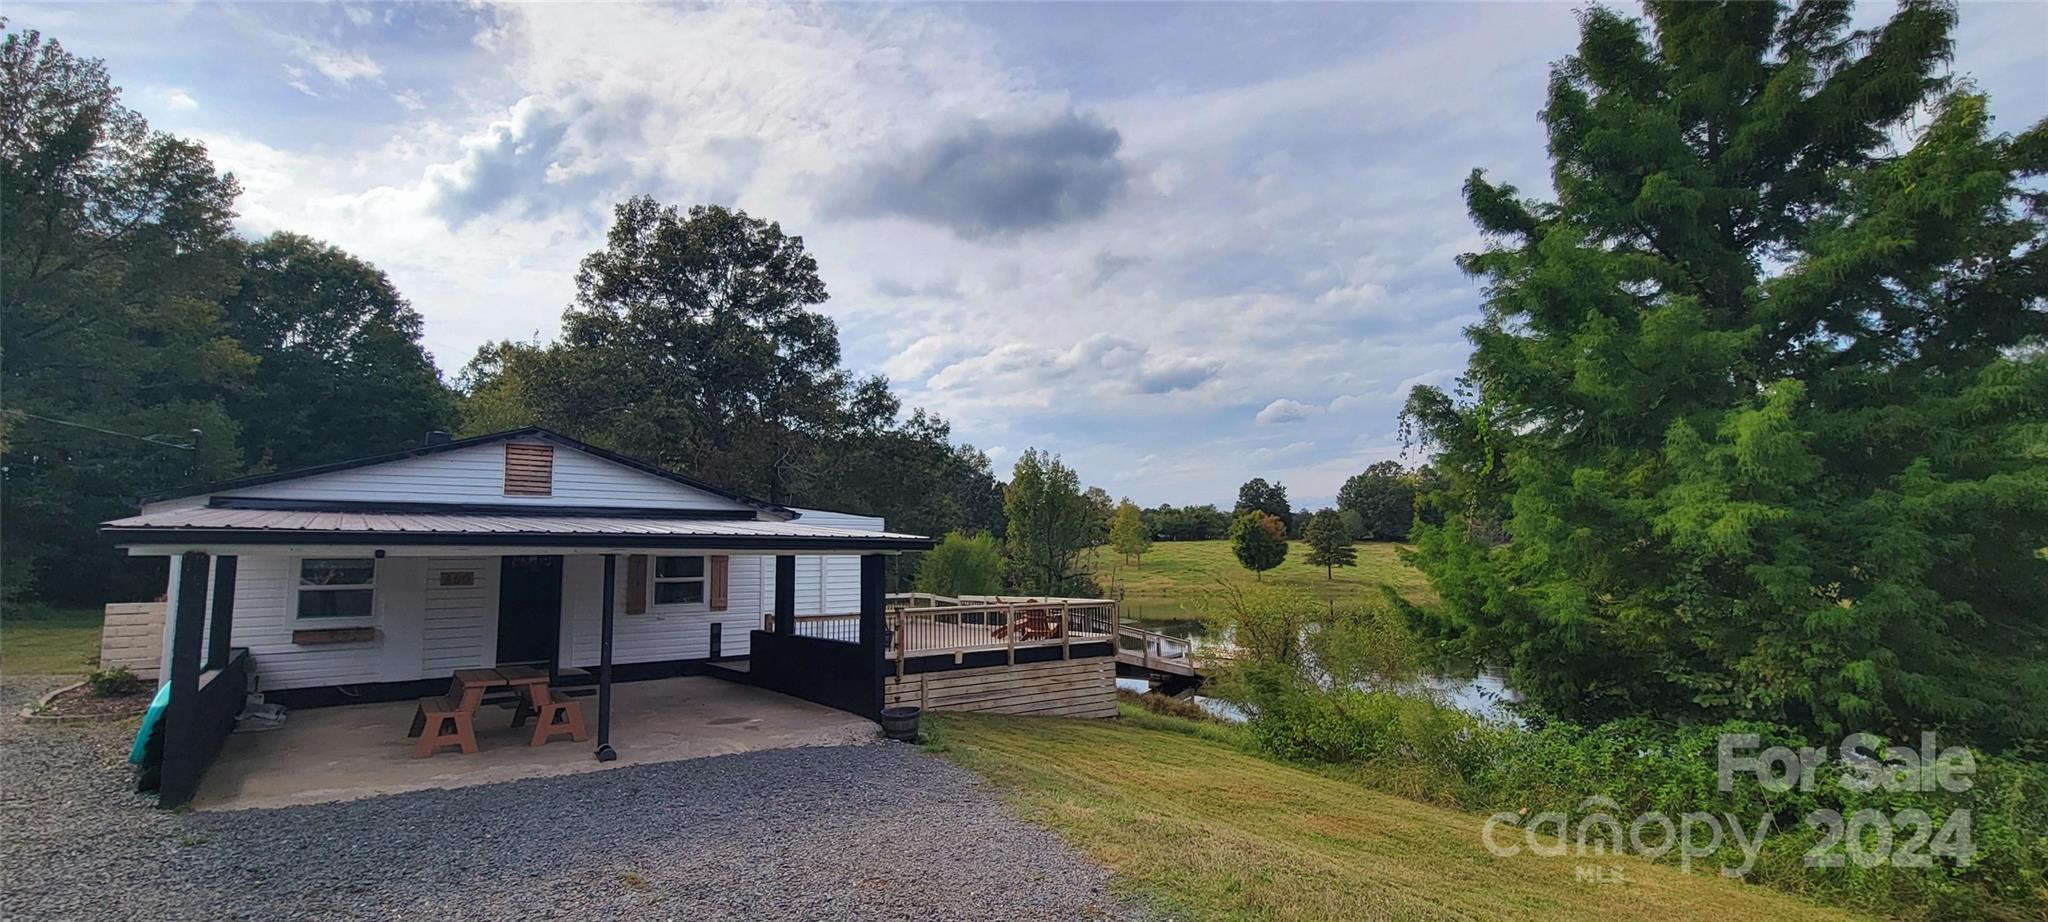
top-left (203, 439), bottom-right (754, 512)
top-left (562, 554), bottom-right (767, 666)
top-left (421, 558), bottom-right (499, 674)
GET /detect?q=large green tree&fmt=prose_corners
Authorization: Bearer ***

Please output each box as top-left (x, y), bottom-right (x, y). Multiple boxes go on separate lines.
top-left (1337, 460), bottom-right (1417, 540)
top-left (1402, 1), bottom-right (2048, 747)
top-left (0, 28), bottom-right (248, 604)
top-left (222, 232), bottom-right (457, 471)
top-left (1234, 477), bottom-right (1290, 521)
top-left (1302, 508), bottom-right (1357, 579)
top-left (1002, 449), bottom-right (1097, 596)
top-left (454, 198), bottom-right (1005, 577)
top-left (1229, 511), bottom-right (1289, 580)
top-left (1108, 498), bottom-right (1152, 564)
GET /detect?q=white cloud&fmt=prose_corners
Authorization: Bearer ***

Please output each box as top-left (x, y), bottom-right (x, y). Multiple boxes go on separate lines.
top-left (291, 37), bottom-right (381, 85)
top-left (1255, 399), bottom-right (1316, 425)
top-left (163, 88), bottom-right (198, 110)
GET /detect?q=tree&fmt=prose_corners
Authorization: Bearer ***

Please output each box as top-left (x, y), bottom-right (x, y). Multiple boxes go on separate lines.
top-left (1338, 508), bottom-right (1366, 540)
top-left (1, 28), bottom-right (249, 604)
top-left (452, 198), bottom-right (1008, 585)
top-left (1082, 485), bottom-right (1115, 546)
top-left (1302, 509), bottom-right (1356, 579)
top-left (1337, 460), bottom-right (1417, 540)
top-left (1234, 477), bottom-right (1290, 521)
top-left (1229, 511), bottom-right (1288, 579)
top-left (1003, 449), bottom-right (1097, 596)
top-left (1145, 504), bottom-right (1228, 541)
top-left (1401, 2), bottom-right (2048, 747)
top-left (222, 233), bottom-right (457, 471)
top-left (474, 197), bottom-right (846, 502)
top-left (914, 531), bottom-right (1002, 596)
top-left (1107, 498), bottom-right (1151, 564)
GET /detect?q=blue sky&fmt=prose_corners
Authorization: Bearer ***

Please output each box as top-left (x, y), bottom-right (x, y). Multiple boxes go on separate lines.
top-left (12, 2), bottom-right (2045, 509)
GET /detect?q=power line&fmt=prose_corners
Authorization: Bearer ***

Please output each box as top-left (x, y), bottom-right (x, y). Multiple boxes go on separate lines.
top-left (6, 411), bottom-right (199, 451)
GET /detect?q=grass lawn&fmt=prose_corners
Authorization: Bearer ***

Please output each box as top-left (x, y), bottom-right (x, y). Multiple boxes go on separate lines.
top-left (1, 607), bottom-right (104, 676)
top-left (928, 708), bottom-right (1855, 922)
top-left (1090, 539), bottom-right (1437, 624)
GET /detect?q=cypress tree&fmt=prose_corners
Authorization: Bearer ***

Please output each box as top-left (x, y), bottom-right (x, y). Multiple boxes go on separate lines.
top-left (1402, 1), bottom-right (2047, 746)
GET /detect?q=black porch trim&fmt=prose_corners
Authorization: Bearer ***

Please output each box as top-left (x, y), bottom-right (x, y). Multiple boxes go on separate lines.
top-left (207, 496), bottom-right (763, 520)
top-left (100, 527), bottom-right (937, 552)
top-left (595, 553), bottom-right (617, 762)
top-left (748, 552), bottom-right (891, 719)
top-left (158, 551), bottom-right (252, 809)
top-left (138, 426), bottom-right (794, 518)
top-left (896, 641), bottom-right (1116, 676)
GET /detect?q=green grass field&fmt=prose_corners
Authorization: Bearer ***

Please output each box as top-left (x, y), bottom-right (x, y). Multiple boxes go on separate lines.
top-left (1089, 539), bottom-right (1437, 624)
top-left (0, 606), bottom-right (103, 676)
top-left (929, 707), bottom-right (1854, 922)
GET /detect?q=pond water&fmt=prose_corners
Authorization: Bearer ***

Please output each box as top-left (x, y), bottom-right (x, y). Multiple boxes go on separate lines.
top-left (1123, 618), bottom-right (1521, 724)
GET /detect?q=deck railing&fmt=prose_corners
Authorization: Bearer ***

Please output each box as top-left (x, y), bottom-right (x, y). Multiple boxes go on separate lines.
top-left (884, 593), bottom-right (1168, 672)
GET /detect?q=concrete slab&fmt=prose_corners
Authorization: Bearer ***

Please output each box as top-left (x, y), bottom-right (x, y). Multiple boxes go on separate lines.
top-left (192, 676), bottom-right (879, 811)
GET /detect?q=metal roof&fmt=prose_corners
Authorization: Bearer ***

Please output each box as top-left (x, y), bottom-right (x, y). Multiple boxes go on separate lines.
top-left (101, 506), bottom-right (935, 551)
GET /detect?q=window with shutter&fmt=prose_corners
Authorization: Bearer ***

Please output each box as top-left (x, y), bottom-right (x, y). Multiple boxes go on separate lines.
top-left (503, 443), bottom-right (554, 496)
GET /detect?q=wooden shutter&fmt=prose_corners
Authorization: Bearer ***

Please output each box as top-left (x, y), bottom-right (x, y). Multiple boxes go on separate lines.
top-left (624, 555), bottom-right (648, 615)
top-left (503, 443), bottom-right (554, 496)
top-left (709, 555), bottom-right (729, 611)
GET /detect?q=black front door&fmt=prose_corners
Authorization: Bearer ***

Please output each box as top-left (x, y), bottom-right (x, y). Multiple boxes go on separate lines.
top-left (497, 556), bottom-right (563, 667)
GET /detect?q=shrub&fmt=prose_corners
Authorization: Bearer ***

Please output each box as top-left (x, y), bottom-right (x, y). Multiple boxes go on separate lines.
top-left (86, 666), bottom-right (143, 697)
top-left (1204, 586), bottom-right (2048, 918)
top-left (1116, 688), bottom-right (1212, 722)
top-left (914, 531), bottom-right (1002, 596)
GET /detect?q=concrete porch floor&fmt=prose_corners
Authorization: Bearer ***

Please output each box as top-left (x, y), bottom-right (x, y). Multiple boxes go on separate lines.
top-left (192, 676), bottom-right (880, 811)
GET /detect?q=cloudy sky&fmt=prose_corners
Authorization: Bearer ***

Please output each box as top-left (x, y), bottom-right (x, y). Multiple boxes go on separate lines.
top-left (14, 2), bottom-right (2044, 508)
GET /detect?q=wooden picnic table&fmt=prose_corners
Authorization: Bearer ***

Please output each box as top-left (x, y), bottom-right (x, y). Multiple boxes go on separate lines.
top-left (412, 665), bottom-right (587, 756)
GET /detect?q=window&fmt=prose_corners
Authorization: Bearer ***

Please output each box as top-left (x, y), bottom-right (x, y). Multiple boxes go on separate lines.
top-left (652, 555), bottom-right (705, 605)
top-left (297, 557), bottom-right (376, 620)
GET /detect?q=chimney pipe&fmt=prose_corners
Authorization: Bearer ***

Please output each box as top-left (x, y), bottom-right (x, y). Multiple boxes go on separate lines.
top-left (423, 430), bottom-right (453, 447)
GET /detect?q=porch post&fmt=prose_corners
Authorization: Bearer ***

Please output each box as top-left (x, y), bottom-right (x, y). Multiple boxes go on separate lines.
top-left (774, 554), bottom-right (796, 635)
top-left (205, 555), bottom-right (237, 671)
top-left (160, 551), bottom-right (211, 808)
top-left (596, 553), bottom-right (617, 762)
top-left (860, 553), bottom-right (887, 718)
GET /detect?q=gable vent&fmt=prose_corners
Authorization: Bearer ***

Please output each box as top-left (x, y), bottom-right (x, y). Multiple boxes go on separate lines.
top-left (503, 443), bottom-right (555, 496)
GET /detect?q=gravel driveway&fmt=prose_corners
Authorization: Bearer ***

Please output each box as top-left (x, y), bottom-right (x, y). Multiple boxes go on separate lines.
top-left (0, 678), bottom-right (1151, 921)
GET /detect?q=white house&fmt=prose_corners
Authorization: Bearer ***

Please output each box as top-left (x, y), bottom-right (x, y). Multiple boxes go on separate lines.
top-left (103, 427), bottom-right (932, 806)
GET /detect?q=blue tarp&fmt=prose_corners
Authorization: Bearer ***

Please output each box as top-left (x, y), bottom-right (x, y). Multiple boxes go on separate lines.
top-left (129, 682), bottom-right (169, 765)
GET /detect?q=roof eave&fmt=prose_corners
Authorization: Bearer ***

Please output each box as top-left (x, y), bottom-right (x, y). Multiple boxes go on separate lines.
top-left (99, 526), bottom-right (936, 553)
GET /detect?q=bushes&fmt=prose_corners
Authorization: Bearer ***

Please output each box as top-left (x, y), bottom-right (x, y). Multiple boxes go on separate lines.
top-left (85, 666), bottom-right (142, 697)
top-left (1201, 586), bottom-right (2048, 919)
top-left (1226, 677), bottom-right (2047, 917)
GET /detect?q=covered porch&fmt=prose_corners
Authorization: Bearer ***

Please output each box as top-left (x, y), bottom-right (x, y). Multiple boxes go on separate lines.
top-left (105, 508), bottom-right (933, 808)
top-left (190, 675), bottom-right (878, 810)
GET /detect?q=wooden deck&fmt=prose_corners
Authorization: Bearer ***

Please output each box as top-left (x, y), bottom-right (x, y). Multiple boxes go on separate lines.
top-left (884, 593), bottom-right (1197, 677)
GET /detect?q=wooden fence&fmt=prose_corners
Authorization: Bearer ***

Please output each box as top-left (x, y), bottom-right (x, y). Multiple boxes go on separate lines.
top-left (99, 602), bottom-right (166, 679)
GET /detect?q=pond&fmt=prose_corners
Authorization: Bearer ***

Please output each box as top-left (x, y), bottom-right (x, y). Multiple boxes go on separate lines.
top-left (1123, 618), bottom-right (1521, 724)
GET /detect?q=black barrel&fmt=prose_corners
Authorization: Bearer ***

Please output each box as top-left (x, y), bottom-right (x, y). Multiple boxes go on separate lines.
top-left (879, 706), bottom-right (921, 742)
